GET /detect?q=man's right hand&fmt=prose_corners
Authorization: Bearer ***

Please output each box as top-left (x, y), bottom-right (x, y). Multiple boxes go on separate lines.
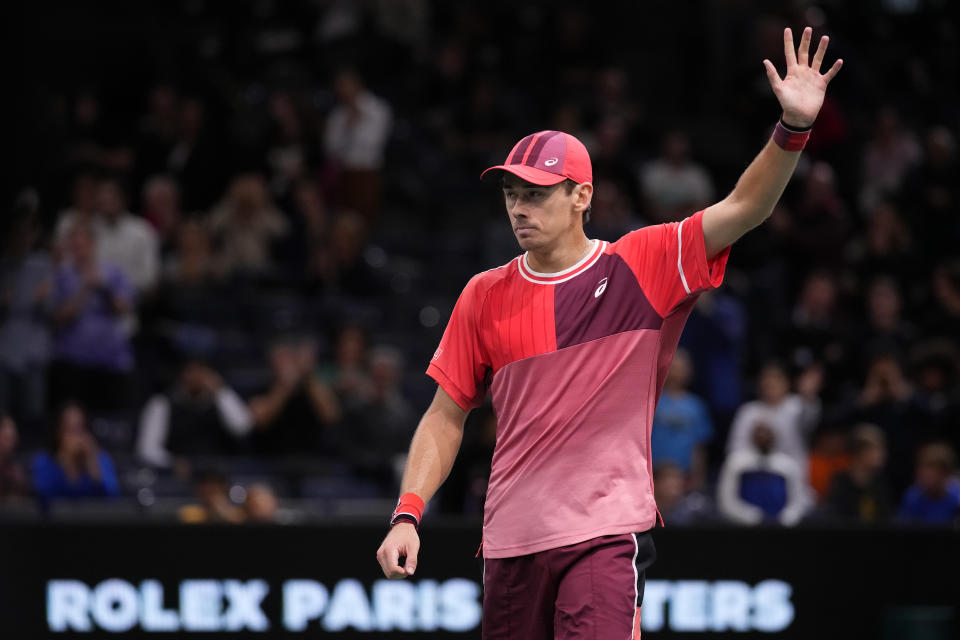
top-left (376, 522), bottom-right (420, 579)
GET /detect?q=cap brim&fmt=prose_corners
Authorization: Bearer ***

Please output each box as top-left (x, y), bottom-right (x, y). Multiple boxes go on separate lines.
top-left (480, 164), bottom-right (568, 186)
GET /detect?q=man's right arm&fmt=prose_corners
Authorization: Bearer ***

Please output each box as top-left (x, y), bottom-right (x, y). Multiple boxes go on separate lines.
top-left (376, 385), bottom-right (469, 579)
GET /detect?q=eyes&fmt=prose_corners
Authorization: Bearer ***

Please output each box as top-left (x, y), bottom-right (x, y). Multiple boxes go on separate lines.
top-left (503, 188), bottom-right (546, 202)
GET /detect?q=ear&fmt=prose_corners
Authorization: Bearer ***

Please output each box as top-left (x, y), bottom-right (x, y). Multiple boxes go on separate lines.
top-left (574, 182), bottom-right (593, 214)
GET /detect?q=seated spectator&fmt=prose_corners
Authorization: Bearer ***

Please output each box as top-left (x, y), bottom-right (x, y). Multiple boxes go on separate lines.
top-left (639, 131), bottom-right (714, 223)
top-left (651, 350), bottom-right (713, 490)
top-left (726, 361), bottom-right (821, 475)
top-left (859, 106), bottom-right (921, 212)
top-left (50, 223), bottom-right (134, 411)
top-left (178, 469), bottom-right (244, 524)
top-left (0, 202), bottom-right (54, 430)
top-left (898, 442), bottom-right (960, 525)
top-left (0, 413), bottom-right (30, 502)
top-left (825, 424), bottom-right (891, 523)
top-left (341, 346), bottom-right (416, 487)
top-left (318, 325), bottom-right (375, 403)
top-left (654, 461), bottom-right (717, 525)
top-left (857, 276), bottom-right (916, 368)
top-left (718, 422), bottom-right (810, 526)
top-left (208, 173), bottom-right (289, 280)
top-left (136, 359), bottom-right (253, 468)
top-left (162, 219), bottom-right (220, 287)
top-left (31, 402), bottom-right (120, 503)
top-left (244, 483), bottom-right (280, 523)
top-left (250, 336), bottom-right (341, 456)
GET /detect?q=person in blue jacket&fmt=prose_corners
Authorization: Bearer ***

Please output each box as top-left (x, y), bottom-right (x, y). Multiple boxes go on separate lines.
top-left (32, 401), bottom-right (119, 503)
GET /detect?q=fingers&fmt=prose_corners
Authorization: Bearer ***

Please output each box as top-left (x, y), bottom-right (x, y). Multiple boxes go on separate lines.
top-left (404, 548), bottom-right (419, 576)
top-left (783, 28), bottom-right (797, 68)
top-left (797, 26), bottom-right (812, 66)
top-left (811, 35), bottom-right (829, 72)
top-left (824, 58), bottom-right (843, 83)
top-left (377, 545), bottom-right (407, 579)
top-left (763, 59), bottom-right (782, 92)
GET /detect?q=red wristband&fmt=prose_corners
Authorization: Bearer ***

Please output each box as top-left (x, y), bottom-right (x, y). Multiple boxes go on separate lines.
top-left (773, 119), bottom-right (811, 152)
top-left (391, 492), bottom-right (425, 528)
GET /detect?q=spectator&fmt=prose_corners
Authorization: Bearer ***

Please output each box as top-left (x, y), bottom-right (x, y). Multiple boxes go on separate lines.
top-left (639, 131), bottom-right (714, 223)
top-left (178, 469), bottom-right (244, 524)
top-left (898, 442), bottom-right (960, 525)
top-left (162, 219), bottom-right (219, 287)
top-left (718, 422), bottom-right (810, 526)
top-left (825, 424), bottom-right (892, 523)
top-left (250, 336), bottom-right (341, 456)
top-left (309, 212), bottom-right (384, 297)
top-left (860, 106), bottom-right (921, 211)
top-left (858, 276), bottom-right (916, 367)
top-left (136, 359), bottom-right (253, 468)
top-left (141, 174), bottom-right (183, 252)
top-left (726, 361), bottom-right (821, 475)
top-left (0, 201), bottom-right (54, 429)
top-left (341, 346), bottom-right (415, 486)
top-left (781, 271), bottom-right (849, 380)
top-left (208, 173), bottom-right (289, 280)
top-left (318, 325), bottom-right (374, 403)
top-left (0, 413), bottom-right (30, 502)
top-left (31, 402), bottom-right (120, 502)
top-left (50, 223), bottom-right (134, 411)
top-left (324, 69), bottom-right (392, 221)
top-left (653, 461), bottom-right (717, 525)
top-left (54, 172), bottom-right (100, 256)
top-left (903, 126), bottom-right (959, 261)
top-left (651, 349), bottom-right (714, 490)
top-left (91, 176), bottom-right (161, 294)
top-left (784, 162), bottom-right (851, 273)
top-left (846, 199), bottom-right (914, 283)
top-left (848, 353), bottom-right (921, 493)
top-left (244, 482), bottom-right (280, 523)
top-left (584, 179), bottom-right (645, 242)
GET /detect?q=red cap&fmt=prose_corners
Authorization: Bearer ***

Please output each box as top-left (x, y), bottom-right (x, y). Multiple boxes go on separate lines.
top-left (481, 130), bottom-right (592, 186)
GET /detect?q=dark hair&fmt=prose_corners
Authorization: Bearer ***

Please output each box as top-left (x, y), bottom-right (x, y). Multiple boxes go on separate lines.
top-left (561, 179), bottom-right (592, 224)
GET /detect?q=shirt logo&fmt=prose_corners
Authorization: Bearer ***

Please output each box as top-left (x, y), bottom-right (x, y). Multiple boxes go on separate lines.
top-left (432, 347), bottom-right (443, 361)
top-left (544, 157), bottom-right (559, 167)
top-left (594, 277), bottom-right (608, 298)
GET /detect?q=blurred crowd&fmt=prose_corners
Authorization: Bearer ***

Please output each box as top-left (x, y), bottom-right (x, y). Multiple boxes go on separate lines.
top-left (2, 0), bottom-right (959, 526)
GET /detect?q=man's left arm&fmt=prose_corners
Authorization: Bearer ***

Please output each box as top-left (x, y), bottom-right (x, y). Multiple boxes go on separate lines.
top-left (702, 26), bottom-right (843, 258)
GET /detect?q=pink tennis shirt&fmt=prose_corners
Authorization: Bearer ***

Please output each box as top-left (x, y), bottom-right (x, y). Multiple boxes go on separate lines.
top-left (427, 210), bottom-right (730, 558)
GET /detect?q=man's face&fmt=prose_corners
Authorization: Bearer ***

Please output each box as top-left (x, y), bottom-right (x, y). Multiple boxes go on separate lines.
top-left (502, 175), bottom-right (581, 252)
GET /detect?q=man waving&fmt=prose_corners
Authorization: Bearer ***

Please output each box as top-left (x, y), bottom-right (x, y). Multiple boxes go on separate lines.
top-left (377, 26), bottom-right (841, 640)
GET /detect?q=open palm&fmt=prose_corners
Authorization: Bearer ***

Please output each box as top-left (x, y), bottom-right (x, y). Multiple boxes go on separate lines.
top-left (764, 27), bottom-right (843, 129)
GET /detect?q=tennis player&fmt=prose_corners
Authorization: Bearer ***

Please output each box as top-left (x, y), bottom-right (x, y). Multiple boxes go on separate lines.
top-left (377, 26), bottom-right (841, 639)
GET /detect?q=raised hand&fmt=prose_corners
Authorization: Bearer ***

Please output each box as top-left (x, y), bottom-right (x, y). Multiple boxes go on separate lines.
top-left (764, 27), bottom-right (842, 129)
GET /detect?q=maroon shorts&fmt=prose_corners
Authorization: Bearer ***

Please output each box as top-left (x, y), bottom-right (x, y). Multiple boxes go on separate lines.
top-left (481, 530), bottom-right (656, 640)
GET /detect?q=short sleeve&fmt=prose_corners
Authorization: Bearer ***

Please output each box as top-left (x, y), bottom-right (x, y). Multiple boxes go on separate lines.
top-left (613, 210), bottom-right (729, 317)
top-left (426, 275), bottom-right (491, 411)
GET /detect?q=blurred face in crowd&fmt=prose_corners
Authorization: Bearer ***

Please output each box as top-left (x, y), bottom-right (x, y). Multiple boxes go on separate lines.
top-left (0, 416), bottom-right (18, 458)
top-left (67, 224), bottom-right (97, 265)
top-left (334, 71), bottom-right (362, 105)
top-left (665, 350), bottom-right (693, 392)
top-left (197, 475), bottom-right (229, 507)
top-left (653, 464), bottom-right (685, 510)
top-left (502, 174), bottom-right (591, 253)
top-left (71, 174), bottom-right (98, 213)
top-left (227, 174), bottom-right (269, 220)
top-left (245, 484), bottom-right (279, 523)
top-left (337, 327), bottom-right (368, 367)
top-left (57, 405), bottom-right (92, 459)
top-left (370, 349), bottom-right (403, 395)
top-left (798, 273), bottom-right (836, 320)
top-left (143, 176), bottom-right (180, 217)
top-left (758, 364), bottom-right (790, 405)
top-left (96, 180), bottom-right (127, 221)
top-left (915, 445), bottom-right (954, 494)
top-left (867, 278), bottom-right (901, 331)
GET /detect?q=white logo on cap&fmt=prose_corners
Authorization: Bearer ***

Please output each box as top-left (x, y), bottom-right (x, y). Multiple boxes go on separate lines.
top-left (544, 157), bottom-right (559, 167)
